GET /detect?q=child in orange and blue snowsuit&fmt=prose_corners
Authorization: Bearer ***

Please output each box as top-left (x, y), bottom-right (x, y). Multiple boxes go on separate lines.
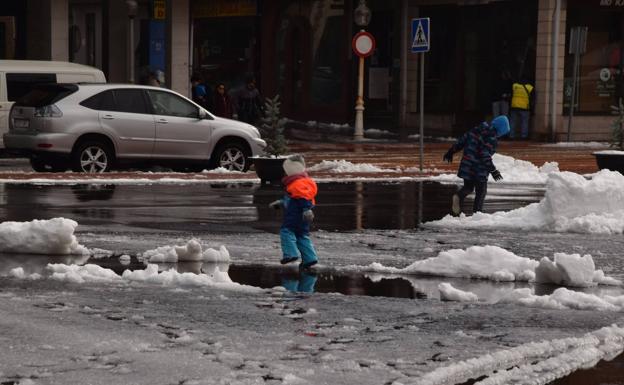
top-left (269, 154), bottom-right (318, 270)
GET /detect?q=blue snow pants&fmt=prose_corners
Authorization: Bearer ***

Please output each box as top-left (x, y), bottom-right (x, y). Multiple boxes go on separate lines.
top-left (280, 227), bottom-right (318, 265)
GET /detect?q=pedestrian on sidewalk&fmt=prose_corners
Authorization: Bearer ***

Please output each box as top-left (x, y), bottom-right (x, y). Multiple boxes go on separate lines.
top-left (269, 155), bottom-right (319, 270)
top-left (509, 79), bottom-right (534, 139)
top-left (443, 115), bottom-right (510, 215)
top-left (212, 82), bottom-right (234, 119)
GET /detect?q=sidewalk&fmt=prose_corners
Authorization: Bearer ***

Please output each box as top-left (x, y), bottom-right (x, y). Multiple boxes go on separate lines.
top-left (292, 140), bottom-right (603, 176)
top-left (0, 140), bottom-right (603, 180)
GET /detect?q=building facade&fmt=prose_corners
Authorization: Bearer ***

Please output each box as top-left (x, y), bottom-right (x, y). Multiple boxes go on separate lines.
top-left (0, 0), bottom-right (621, 141)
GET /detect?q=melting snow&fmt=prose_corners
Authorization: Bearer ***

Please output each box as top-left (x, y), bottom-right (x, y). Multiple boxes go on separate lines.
top-left (0, 218), bottom-right (88, 255)
top-left (140, 240), bottom-right (231, 263)
top-left (426, 170), bottom-right (624, 234)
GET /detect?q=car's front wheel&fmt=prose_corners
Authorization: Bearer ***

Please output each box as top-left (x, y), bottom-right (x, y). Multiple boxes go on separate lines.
top-left (72, 140), bottom-right (114, 173)
top-left (212, 141), bottom-right (250, 172)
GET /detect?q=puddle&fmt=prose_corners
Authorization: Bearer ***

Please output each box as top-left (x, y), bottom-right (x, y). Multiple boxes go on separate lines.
top-left (0, 181), bottom-right (544, 231)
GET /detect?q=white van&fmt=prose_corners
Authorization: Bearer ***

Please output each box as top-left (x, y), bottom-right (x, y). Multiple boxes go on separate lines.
top-left (0, 60), bottom-right (106, 149)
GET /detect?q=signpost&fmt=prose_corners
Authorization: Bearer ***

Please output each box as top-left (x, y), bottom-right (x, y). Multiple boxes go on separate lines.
top-left (411, 17), bottom-right (430, 171)
top-left (352, 31), bottom-right (376, 140)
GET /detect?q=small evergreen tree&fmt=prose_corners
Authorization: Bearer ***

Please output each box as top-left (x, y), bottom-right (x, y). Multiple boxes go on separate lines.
top-left (611, 97), bottom-right (624, 151)
top-left (259, 95), bottom-right (289, 156)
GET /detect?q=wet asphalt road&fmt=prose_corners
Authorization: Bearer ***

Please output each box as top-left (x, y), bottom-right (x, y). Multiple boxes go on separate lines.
top-left (0, 181), bottom-right (544, 233)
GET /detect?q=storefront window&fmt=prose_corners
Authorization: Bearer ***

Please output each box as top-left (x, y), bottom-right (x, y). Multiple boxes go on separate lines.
top-left (191, 0), bottom-right (258, 92)
top-left (274, 0), bottom-right (345, 108)
top-left (566, 0), bottom-right (624, 114)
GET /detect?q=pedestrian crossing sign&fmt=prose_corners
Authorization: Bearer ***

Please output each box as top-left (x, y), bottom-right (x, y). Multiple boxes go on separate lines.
top-left (411, 18), bottom-right (430, 53)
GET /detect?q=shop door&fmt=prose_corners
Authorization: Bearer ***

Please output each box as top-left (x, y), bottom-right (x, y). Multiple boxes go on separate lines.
top-left (364, 9), bottom-right (397, 130)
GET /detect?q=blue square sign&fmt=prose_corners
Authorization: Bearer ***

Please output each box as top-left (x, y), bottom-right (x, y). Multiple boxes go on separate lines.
top-left (411, 18), bottom-right (430, 53)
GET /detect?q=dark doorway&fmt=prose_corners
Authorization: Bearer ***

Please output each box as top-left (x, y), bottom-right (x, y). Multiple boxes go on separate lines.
top-left (421, 1), bottom-right (537, 135)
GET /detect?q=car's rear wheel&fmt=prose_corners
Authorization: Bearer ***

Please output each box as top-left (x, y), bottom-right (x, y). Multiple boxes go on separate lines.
top-left (72, 140), bottom-right (114, 173)
top-left (212, 141), bottom-right (250, 172)
top-left (29, 158), bottom-right (67, 173)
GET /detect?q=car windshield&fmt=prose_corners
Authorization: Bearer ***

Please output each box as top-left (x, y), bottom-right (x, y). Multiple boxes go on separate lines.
top-left (15, 84), bottom-right (78, 107)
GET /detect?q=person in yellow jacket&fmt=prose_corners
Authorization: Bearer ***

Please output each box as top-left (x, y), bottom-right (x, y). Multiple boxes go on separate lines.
top-left (509, 80), bottom-right (534, 139)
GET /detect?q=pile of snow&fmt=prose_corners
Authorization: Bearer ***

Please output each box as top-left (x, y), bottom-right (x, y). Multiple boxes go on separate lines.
top-left (431, 153), bottom-right (560, 184)
top-left (438, 283), bottom-right (478, 302)
top-left (426, 170), bottom-right (624, 234)
top-left (501, 287), bottom-right (624, 312)
top-left (542, 141), bottom-right (608, 148)
top-left (140, 240), bottom-right (231, 263)
top-left (201, 167), bottom-right (243, 174)
top-left (417, 324), bottom-right (624, 385)
top-left (0, 218), bottom-right (88, 255)
top-left (9, 267), bottom-right (41, 280)
top-left (308, 160), bottom-right (399, 173)
top-left (356, 245), bottom-right (620, 287)
top-left (46, 263), bottom-right (259, 293)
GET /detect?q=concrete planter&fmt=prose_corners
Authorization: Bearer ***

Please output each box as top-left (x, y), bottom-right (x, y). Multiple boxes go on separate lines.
top-left (251, 156), bottom-right (286, 184)
top-left (593, 151), bottom-right (624, 173)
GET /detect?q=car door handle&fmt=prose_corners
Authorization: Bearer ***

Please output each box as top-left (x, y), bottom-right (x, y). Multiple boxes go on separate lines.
top-left (102, 114), bottom-right (114, 120)
top-left (157, 118), bottom-right (168, 124)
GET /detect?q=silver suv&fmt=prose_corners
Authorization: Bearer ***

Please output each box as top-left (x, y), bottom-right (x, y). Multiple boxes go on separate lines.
top-left (4, 83), bottom-right (266, 172)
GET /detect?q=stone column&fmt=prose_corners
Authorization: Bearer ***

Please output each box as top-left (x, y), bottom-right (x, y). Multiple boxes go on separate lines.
top-left (534, 0), bottom-right (566, 140)
top-left (50, 0), bottom-right (69, 60)
top-left (167, 0), bottom-right (190, 97)
top-left (26, 0), bottom-right (68, 60)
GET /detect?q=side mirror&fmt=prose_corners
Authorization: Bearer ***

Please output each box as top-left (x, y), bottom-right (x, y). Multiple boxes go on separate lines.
top-left (199, 109), bottom-right (209, 119)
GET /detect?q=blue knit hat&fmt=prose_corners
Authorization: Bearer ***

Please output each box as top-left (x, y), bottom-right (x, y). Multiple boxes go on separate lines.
top-left (491, 115), bottom-right (510, 137)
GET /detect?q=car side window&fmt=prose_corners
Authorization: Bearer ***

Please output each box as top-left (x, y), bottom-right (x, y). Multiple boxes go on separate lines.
top-left (113, 89), bottom-right (149, 114)
top-left (146, 90), bottom-right (199, 118)
top-left (80, 90), bottom-right (115, 111)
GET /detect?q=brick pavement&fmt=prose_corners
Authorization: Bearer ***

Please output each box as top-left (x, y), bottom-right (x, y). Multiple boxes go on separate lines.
top-left (0, 140), bottom-right (604, 180)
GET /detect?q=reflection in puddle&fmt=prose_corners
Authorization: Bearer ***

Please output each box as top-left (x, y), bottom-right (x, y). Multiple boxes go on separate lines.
top-left (0, 181), bottom-right (544, 231)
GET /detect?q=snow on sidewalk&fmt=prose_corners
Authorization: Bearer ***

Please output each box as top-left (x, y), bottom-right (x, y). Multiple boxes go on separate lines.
top-left (415, 324), bottom-right (624, 385)
top-left (353, 245), bottom-right (620, 287)
top-left (426, 169), bottom-right (624, 234)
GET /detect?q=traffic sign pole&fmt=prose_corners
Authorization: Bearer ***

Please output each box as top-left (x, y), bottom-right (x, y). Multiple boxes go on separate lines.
top-left (411, 17), bottom-right (430, 172)
top-left (419, 52), bottom-right (424, 171)
top-left (352, 31), bottom-right (376, 141)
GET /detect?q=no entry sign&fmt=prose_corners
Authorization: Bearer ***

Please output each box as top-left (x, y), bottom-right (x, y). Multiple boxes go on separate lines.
top-left (352, 31), bottom-right (376, 58)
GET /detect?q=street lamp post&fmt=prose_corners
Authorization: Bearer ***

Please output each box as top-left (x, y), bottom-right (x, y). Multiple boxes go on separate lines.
top-left (126, 0), bottom-right (138, 84)
top-left (353, 0), bottom-right (371, 141)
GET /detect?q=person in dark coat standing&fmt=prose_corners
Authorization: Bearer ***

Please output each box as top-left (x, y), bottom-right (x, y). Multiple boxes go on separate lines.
top-left (232, 76), bottom-right (263, 125)
top-left (212, 83), bottom-right (234, 119)
top-left (443, 115), bottom-right (510, 215)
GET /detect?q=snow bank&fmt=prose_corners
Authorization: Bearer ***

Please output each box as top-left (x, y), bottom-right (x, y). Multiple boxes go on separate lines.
top-left (356, 245), bottom-right (620, 287)
top-left (431, 153), bottom-right (560, 184)
top-left (426, 170), bottom-right (624, 234)
top-left (0, 218), bottom-right (88, 255)
top-left (502, 288), bottom-right (624, 312)
top-left (542, 141), bottom-right (608, 148)
top-left (438, 283), bottom-right (478, 302)
top-left (360, 246), bottom-right (537, 282)
top-left (535, 253), bottom-right (620, 287)
top-left (308, 160), bottom-right (399, 173)
top-left (416, 324), bottom-right (624, 385)
top-left (140, 240), bottom-right (231, 263)
top-left (45, 263), bottom-right (260, 293)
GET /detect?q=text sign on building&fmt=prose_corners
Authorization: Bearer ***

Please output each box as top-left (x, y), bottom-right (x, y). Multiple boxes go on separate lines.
top-left (193, 0), bottom-right (257, 18)
top-left (153, 0), bottom-right (166, 20)
top-left (411, 18), bottom-right (430, 53)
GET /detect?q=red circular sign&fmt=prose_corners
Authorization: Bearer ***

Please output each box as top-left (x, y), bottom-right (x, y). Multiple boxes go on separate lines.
top-left (352, 31), bottom-right (376, 58)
